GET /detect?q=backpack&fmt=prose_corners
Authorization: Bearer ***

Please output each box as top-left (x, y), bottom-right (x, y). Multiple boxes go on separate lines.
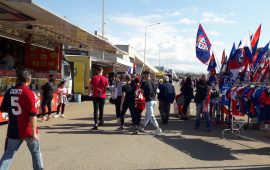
top-left (135, 85), bottom-right (145, 111)
top-left (166, 84), bottom-right (175, 103)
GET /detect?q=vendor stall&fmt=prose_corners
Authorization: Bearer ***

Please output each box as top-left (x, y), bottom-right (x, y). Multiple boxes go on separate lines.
top-left (0, 37), bottom-right (63, 123)
top-left (0, 0), bottom-right (126, 123)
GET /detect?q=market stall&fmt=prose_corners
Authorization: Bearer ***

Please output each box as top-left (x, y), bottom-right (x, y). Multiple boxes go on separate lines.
top-left (0, 37), bottom-right (62, 123)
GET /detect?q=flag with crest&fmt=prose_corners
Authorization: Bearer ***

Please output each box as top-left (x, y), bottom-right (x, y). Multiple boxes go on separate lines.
top-left (196, 24), bottom-right (212, 64)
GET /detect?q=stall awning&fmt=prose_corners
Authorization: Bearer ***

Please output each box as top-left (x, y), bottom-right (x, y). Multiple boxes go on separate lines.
top-left (0, 0), bottom-right (125, 54)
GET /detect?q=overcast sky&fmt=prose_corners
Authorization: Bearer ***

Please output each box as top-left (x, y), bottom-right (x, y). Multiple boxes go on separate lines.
top-left (34, 0), bottom-right (270, 73)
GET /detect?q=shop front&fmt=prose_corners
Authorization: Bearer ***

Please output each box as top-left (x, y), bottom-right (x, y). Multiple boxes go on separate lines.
top-left (0, 37), bottom-right (62, 123)
top-left (0, 0), bottom-right (128, 123)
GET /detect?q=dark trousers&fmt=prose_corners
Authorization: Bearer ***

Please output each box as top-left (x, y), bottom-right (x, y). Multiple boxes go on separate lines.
top-left (41, 98), bottom-right (52, 116)
top-left (135, 109), bottom-right (143, 126)
top-left (57, 103), bottom-right (66, 115)
top-left (93, 97), bottom-right (105, 125)
top-left (182, 100), bottom-right (191, 115)
top-left (120, 103), bottom-right (136, 127)
top-left (115, 96), bottom-right (122, 118)
top-left (159, 100), bottom-right (171, 121)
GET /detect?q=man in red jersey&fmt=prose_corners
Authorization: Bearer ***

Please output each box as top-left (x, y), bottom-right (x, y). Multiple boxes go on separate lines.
top-left (0, 67), bottom-right (44, 170)
top-left (89, 66), bottom-right (109, 130)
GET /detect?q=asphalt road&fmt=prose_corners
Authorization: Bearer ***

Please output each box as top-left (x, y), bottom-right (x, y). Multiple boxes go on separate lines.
top-left (0, 99), bottom-right (270, 170)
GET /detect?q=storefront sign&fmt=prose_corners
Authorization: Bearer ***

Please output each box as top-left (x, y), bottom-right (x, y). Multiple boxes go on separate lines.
top-left (0, 70), bottom-right (16, 77)
top-left (25, 45), bottom-right (61, 71)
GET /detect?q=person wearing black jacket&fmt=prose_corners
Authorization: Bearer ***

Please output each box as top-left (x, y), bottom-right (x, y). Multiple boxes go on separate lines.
top-left (41, 75), bottom-right (55, 122)
top-left (158, 76), bottom-right (175, 124)
top-left (180, 77), bottom-right (194, 120)
top-left (194, 74), bottom-right (211, 129)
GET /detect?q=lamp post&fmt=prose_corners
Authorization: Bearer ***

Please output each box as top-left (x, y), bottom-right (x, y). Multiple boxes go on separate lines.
top-left (143, 22), bottom-right (160, 69)
top-left (158, 41), bottom-right (170, 68)
top-left (102, 0), bottom-right (105, 39)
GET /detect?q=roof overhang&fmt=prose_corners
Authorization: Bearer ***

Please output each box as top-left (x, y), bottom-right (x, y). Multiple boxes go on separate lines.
top-left (0, 0), bottom-right (124, 54)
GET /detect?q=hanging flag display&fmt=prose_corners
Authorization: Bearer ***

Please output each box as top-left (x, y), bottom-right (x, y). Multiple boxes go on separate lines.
top-left (195, 24), bottom-right (212, 64)
top-left (207, 53), bottom-right (217, 72)
top-left (251, 24), bottom-right (262, 56)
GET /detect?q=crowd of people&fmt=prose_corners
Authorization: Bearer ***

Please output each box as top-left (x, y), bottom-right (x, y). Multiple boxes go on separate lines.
top-left (88, 66), bottom-right (214, 134)
top-left (0, 66), bottom-right (214, 170)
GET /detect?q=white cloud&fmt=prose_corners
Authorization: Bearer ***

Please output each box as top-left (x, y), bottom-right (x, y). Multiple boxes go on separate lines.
top-left (171, 11), bottom-right (181, 16)
top-left (209, 31), bottom-right (220, 36)
top-left (166, 11), bottom-right (182, 17)
top-left (179, 18), bottom-right (196, 25)
top-left (201, 12), bottom-right (236, 24)
top-left (108, 10), bottom-right (233, 73)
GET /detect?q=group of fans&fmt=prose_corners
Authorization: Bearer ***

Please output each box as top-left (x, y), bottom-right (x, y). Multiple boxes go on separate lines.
top-left (0, 66), bottom-right (214, 170)
top-left (89, 66), bottom-right (214, 134)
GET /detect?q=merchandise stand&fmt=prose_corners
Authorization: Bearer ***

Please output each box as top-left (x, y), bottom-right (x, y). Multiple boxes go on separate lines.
top-left (221, 81), bottom-right (270, 145)
top-left (221, 113), bottom-right (250, 139)
top-left (221, 114), bottom-right (270, 145)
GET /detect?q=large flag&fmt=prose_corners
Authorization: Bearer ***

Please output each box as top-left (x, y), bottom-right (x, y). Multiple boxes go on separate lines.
top-left (227, 48), bottom-right (244, 69)
top-left (207, 53), bottom-right (217, 72)
top-left (195, 24), bottom-right (212, 64)
top-left (251, 24), bottom-right (262, 56)
top-left (241, 33), bottom-right (253, 64)
top-left (253, 42), bottom-right (269, 72)
top-left (228, 43), bottom-right (236, 60)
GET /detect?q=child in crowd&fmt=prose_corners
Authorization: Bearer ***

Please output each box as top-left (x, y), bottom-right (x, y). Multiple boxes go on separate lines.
top-left (54, 81), bottom-right (68, 118)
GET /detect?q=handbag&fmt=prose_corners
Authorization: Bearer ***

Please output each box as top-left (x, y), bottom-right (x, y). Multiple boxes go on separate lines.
top-left (109, 97), bottom-right (116, 104)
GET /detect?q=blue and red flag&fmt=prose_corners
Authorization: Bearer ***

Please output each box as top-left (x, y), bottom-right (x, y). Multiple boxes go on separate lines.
top-left (253, 42), bottom-right (269, 72)
top-left (207, 53), bottom-right (217, 72)
top-left (196, 24), bottom-right (212, 64)
top-left (228, 43), bottom-right (236, 60)
top-left (251, 24), bottom-right (261, 56)
top-left (227, 48), bottom-right (244, 69)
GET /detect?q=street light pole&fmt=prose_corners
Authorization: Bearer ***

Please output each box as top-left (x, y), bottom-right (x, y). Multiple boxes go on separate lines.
top-left (143, 22), bottom-right (160, 70)
top-left (102, 0), bottom-right (105, 39)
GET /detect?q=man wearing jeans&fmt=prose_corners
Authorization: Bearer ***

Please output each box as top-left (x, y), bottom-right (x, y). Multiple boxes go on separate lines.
top-left (89, 66), bottom-right (109, 130)
top-left (194, 74), bottom-right (211, 131)
top-left (0, 67), bottom-right (44, 170)
top-left (140, 71), bottom-right (162, 134)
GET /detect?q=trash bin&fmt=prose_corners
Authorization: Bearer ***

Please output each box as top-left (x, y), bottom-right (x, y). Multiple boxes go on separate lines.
top-left (74, 94), bottom-right (81, 102)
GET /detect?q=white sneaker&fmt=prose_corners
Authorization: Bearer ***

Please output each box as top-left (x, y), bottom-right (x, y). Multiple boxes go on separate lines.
top-left (61, 114), bottom-right (66, 118)
top-left (53, 115), bottom-right (59, 118)
top-left (139, 127), bottom-right (146, 133)
top-left (151, 128), bottom-right (162, 135)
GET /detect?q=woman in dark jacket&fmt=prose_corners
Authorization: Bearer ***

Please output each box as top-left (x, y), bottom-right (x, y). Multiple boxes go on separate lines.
top-left (180, 77), bottom-right (194, 120)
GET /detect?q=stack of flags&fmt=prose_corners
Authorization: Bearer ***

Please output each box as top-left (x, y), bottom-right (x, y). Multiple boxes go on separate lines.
top-left (195, 23), bottom-right (270, 86)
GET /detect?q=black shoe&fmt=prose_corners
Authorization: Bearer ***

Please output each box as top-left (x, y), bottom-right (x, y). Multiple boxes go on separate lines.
top-left (162, 119), bottom-right (167, 124)
top-left (92, 125), bottom-right (98, 130)
top-left (133, 128), bottom-right (139, 135)
top-left (98, 120), bottom-right (104, 126)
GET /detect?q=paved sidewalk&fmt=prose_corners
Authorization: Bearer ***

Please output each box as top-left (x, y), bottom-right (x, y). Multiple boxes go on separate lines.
top-left (0, 101), bottom-right (269, 170)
